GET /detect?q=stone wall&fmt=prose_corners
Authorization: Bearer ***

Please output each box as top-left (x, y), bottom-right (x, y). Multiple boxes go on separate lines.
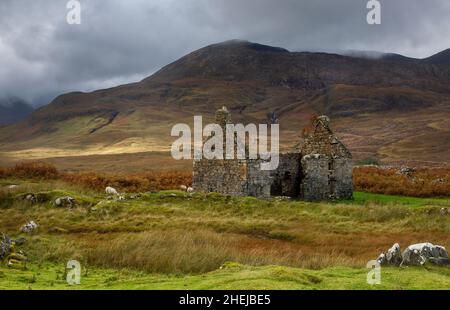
top-left (247, 159), bottom-right (272, 198)
top-left (300, 154), bottom-right (331, 200)
top-left (193, 158), bottom-right (272, 198)
top-left (270, 153), bottom-right (301, 197)
top-left (300, 116), bottom-right (352, 159)
top-left (331, 157), bottom-right (353, 199)
top-left (300, 154), bottom-right (353, 201)
top-left (193, 110), bottom-right (353, 201)
top-left (193, 159), bottom-right (248, 196)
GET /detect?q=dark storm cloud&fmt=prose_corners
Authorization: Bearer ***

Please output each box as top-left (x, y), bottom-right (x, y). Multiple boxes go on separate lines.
top-left (0, 0), bottom-right (449, 106)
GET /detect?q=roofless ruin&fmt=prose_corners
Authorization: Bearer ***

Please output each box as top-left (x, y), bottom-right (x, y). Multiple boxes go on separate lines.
top-left (193, 107), bottom-right (353, 200)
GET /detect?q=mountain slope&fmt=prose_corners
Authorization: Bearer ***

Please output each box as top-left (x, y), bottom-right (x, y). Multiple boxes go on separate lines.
top-left (0, 40), bottom-right (449, 169)
top-left (0, 98), bottom-right (34, 125)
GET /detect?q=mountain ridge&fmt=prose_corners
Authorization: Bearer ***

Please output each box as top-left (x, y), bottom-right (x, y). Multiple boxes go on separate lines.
top-left (0, 40), bottom-right (449, 169)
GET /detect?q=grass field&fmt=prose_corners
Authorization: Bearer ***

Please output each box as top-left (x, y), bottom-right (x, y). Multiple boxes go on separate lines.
top-left (1, 263), bottom-right (450, 290)
top-left (0, 177), bottom-right (449, 290)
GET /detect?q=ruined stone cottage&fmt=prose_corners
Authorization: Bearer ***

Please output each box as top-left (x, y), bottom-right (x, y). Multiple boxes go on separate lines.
top-left (193, 108), bottom-right (353, 200)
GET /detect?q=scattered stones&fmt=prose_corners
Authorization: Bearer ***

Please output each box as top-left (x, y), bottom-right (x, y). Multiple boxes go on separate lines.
top-left (398, 167), bottom-right (416, 177)
top-left (0, 235), bottom-right (12, 260)
top-left (431, 178), bottom-right (447, 185)
top-left (20, 221), bottom-right (38, 233)
top-left (107, 195), bottom-right (126, 201)
top-left (376, 243), bottom-right (402, 266)
top-left (55, 196), bottom-right (76, 208)
top-left (105, 186), bottom-right (119, 195)
top-left (273, 196), bottom-right (292, 200)
top-left (0, 234), bottom-right (27, 269)
top-left (128, 194), bottom-right (142, 200)
top-left (376, 243), bottom-right (450, 267)
top-left (23, 193), bottom-right (37, 204)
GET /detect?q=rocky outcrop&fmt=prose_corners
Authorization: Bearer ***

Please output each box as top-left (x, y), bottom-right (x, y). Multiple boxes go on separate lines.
top-left (376, 243), bottom-right (402, 266)
top-left (401, 243), bottom-right (449, 266)
top-left (377, 243), bottom-right (450, 267)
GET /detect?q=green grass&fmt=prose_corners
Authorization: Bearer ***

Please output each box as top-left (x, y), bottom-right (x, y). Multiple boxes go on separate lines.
top-left (1, 180), bottom-right (449, 290)
top-left (352, 192), bottom-right (450, 208)
top-left (1, 263), bottom-right (449, 290)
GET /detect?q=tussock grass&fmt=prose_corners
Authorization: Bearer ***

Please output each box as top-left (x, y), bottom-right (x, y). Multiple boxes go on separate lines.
top-left (354, 166), bottom-right (450, 197)
top-left (1, 164), bottom-right (449, 278)
top-left (1, 178), bottom-right (449, 275)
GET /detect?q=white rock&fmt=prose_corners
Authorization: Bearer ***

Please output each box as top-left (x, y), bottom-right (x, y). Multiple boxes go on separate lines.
top-left (377, 243), bottom-right (402, 266)
top-left (180, 185), bottom-right (187, 191)
top-left (187, 187), bottom-right (194, 193)
top-left (20, 221), bottom-right (38, 233)
top-left (401, 242), bottom-right (449, 266)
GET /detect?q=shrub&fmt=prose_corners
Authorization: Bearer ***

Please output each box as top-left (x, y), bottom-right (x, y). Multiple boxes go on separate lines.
top-left (353, 166), bottom-right (450, 197)
top-left (9, 162), bottom-right (59, 179)
top-left (62, 170), bottom-right (191, 193)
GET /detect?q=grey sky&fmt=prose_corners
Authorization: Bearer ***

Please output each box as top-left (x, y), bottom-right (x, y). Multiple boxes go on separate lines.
top-left (0, 0), bottom-right (449, 106)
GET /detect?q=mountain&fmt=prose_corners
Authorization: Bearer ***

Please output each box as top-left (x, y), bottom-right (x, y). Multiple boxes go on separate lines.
top-left (423, 48), bottom-right (450, 66)
top-left (0, 40), bottom-right (449, 171)
top-left (0, 98), bottom-right (34, 125)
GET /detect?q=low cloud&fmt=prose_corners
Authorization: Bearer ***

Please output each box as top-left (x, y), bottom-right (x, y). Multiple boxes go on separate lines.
top-left (0, 0), bottom-right (449, 106)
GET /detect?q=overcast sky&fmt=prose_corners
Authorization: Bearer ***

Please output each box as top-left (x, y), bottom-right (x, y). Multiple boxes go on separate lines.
top-left (1, 0), bottom-right (449, 106)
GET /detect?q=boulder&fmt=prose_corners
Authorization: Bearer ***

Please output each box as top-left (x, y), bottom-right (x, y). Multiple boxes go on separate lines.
top-left (376, 243), bottom-right (402, 266)
top-left (55, 196), bottom-right (76, 208)
top-left (20, 221), bottom-right (38, 233)
top-left (23, 193), bottom-right (37, 204)
top-left (401, 243), bottom-right (449, 266)
top-left (180, 185), bottom-right (187, 191)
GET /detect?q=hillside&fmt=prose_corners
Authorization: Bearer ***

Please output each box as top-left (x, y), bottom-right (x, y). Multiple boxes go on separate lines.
top-left (0, 98), bottom-right (34, 125)
top-left (0, 40), bottom-right (449, 171)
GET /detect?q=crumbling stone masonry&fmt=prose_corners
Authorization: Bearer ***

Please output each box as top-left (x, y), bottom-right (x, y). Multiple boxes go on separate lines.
top-left (193, 108), bottom-right (353, 200)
